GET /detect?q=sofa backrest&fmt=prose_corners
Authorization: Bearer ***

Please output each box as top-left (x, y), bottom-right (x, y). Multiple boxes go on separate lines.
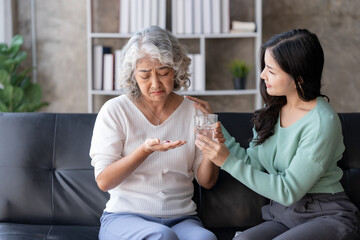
top-left (338, 113), bottom-right (360, 210)
top-left (0, 112), bottom-right (359, 228)
top-left (0, 113), bottom-right (108, 225)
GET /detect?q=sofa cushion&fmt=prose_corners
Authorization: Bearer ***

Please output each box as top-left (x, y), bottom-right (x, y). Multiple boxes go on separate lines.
top-left (201, 170), bottom-right (268, 229)
top-left (0, 113), bottom-right (108, 225)
top-left (0, 223), bottom-right (99, 240)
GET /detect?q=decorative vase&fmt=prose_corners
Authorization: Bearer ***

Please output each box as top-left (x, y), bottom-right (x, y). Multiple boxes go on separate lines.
top-left (233, 77), bottom-right (246, 89)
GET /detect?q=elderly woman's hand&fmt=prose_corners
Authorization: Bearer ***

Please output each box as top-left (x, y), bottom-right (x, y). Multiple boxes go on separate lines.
top-left (142, 138), bottom-right (186, 154)
top-left (185, 96), bottom-right (214, 114)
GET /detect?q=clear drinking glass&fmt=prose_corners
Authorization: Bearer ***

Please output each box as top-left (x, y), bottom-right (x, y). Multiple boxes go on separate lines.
top-left (195, 114), bottom-right (218, 140)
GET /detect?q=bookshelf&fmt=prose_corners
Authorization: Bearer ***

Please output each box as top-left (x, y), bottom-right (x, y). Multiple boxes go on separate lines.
top-left (86, 0), bottom-right (262, 113)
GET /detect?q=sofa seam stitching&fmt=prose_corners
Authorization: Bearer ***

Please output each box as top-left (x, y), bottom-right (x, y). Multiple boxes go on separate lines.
top-left (45, 225), bottom-right (53, 239)
top-left (51, 114), bottom-right (58, 224)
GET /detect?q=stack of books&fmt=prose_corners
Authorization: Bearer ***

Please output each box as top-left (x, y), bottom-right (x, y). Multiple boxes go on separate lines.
top-left (118, 0), bottom-right (167, 34)
top-left (93, 46), bottom-right (122, 91)
top-left (173, 0), bottom-right (230, 34)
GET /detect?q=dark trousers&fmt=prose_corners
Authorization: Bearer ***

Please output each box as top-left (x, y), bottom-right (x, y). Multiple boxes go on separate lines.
top-left (234, 192), bottom-right (360, 240)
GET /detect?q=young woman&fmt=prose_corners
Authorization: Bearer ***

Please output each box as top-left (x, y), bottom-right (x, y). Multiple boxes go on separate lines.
top-left (188, 29), bottom-right (360, 240)
top-left (89, 26), bottom-right (220, 240)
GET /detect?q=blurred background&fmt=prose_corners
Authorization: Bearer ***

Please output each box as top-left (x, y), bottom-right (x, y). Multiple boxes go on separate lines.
top-left (2, 0), bottom-right (359, 113)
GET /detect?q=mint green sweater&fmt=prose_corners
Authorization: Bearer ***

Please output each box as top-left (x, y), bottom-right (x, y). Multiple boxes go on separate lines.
top-left (221, 97), bottom-right (345, 206)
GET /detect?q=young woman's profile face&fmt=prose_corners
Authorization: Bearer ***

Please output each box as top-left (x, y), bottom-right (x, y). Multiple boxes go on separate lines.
top-left (260, 49), bottom-right (297, 97)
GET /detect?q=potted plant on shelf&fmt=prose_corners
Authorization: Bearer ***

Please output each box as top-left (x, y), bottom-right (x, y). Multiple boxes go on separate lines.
top-left (0, 35), bottom-right (48, 112)
top-left (226, 59), bottom-right (250, 90)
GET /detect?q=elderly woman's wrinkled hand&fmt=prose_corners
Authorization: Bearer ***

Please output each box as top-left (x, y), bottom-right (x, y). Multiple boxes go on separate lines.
top-left (142, 138), bottom-right (186, 154)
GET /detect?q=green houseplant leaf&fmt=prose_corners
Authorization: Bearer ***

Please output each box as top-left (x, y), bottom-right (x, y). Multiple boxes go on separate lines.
top-left (0, 69), bottom-right (10, 86)
top-left (226, 59), bottom-right (251, 89)
top-left (0, 35), bottom-right (48, 112)
top-left (226, 59), bottom-right (250, 79)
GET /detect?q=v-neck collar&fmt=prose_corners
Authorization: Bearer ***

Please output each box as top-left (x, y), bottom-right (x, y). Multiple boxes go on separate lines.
top-left (125, 95), bottom-right (185, 127)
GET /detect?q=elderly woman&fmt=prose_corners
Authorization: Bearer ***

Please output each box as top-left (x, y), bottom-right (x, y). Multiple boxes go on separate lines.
top-left (89, 26), bottom-right (219, 240)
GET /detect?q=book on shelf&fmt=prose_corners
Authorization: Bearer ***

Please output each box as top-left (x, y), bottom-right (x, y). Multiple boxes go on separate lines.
top-left (158, 0), bottom-right (166, 29)
top-left (194, 54), bottom-right (205, 91)
top-left (151, 0), bottom-right (159, 26)
top-left (230, 21), bottom-right (256, 33)
top-left (171, 0), bottom-right (177, 33)
top-left (221, 0), bottom-right (230, 33)
top-left (119, 0), bottom-right (130, 33)
top-left (93, 45), bottom-right (111, 90)
top-left (130, 0), bottom-right (138, 33)
top-left (212, 0), bottom-right (221, 34)
top-left (114, 50), bottom-right (122, 91)
top-left (193, 0), bottom-right (202, 34)
top-left (184, 0), bottom-right (194, 34)
top-left (137, 0), bottom-right (144, 30)
top-left (176, 0), bottom-right (185, 34)
top-left (103, 53), bottom-right (115, 91)
top-left (143, 0), bottom-right (151, 28)
top-left (202, 0), bottom-right (212, 34)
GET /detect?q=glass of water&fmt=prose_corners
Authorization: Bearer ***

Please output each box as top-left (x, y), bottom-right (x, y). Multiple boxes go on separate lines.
top-left (195, 114), bottom-right (218, 140)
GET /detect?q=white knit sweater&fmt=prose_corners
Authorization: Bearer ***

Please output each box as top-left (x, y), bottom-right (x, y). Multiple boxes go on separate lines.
top-left (89, 95), bottom-right (203, 217)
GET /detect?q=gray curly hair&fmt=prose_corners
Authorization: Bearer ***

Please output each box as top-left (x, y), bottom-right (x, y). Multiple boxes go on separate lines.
top-left (118, 26), bottom-right (191, 98)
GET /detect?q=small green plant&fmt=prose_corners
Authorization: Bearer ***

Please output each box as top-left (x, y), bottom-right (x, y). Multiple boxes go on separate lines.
top-left (226, 59), bottom-right (250, 79)
top-left (0, 35), bottom-right (48, 112)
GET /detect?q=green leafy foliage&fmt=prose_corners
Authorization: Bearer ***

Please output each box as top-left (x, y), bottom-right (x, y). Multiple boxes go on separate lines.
top-left (0, 35), bottom-right (48, 112)
top-left (226, 59), bottom-right (250, 79)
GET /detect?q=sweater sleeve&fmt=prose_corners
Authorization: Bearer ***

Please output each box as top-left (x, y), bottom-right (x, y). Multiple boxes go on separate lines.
top-left (221, 112), bottom-right (344, 206)
top-left (89, 100), bottom-right (126, 178)
top-left (222, 125), bottom-right (264, 171)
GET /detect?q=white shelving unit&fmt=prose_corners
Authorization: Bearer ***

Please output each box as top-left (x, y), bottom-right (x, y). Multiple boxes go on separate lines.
top-left (87, 0), bottom-right (262, 113)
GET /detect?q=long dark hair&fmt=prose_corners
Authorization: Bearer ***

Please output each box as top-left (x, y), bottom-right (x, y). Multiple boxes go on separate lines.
top-left (252, 29), bottom-right (328, 145)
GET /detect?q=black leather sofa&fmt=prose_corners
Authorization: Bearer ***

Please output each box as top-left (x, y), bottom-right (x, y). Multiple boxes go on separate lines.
top-left (0, 112), bottom-right (359, 240)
